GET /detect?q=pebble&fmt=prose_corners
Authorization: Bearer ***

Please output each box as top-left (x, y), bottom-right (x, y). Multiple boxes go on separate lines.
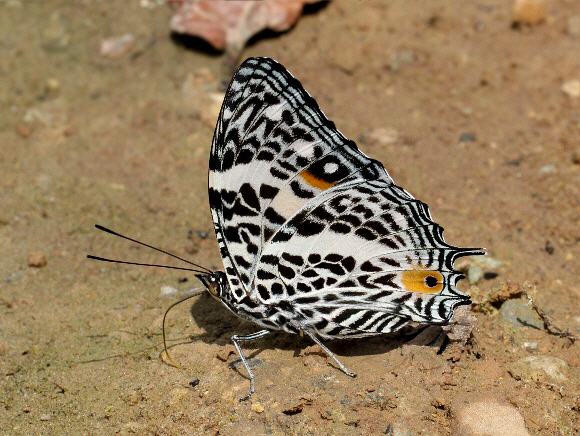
top-left (250, 402), bottom-right (264, 413)
top-left (128, 390), bottom-right (139, 405)
top-left (539, 164), bottom-right (555, 174)
top-left (499, 298), bottom-right (543, 329)
top-left (364, 389), bottom-right (397, 410)
top-left (523, 341), bottom-right (538, 351)
top-left (368, 127), bottom-right (399, 146)
top-left (561, 80), bottom-right (580, 98)
top-left (459, 132), bottom-right (477, 142)
top-left (39, 413), bottom-right (51, 421)
top-left (388, 50), bottom-right (417, 72)
top-left (27, 252), bottom-right (47, 267)
top-left (467, 265), bottom-right (484, 284)
top-left (160, 285), bottom-right (179, 297)
top-left (512, 0), bottom-right (546, 26)
top-left (386, 422), bottom-right (412, 436)
top-left (452, 394), bottom-right (530, 436)
top-left (509, 356), bottom-right (569, 382)
top-left (100, 34), bottom-right (136, 58)
top-left (566, 15), bottom-right (580, 36)
top-left (44, 78), bottom-right (60, 98)
top-left (460, 107), bottom-right (473, 116)
top-left (459, 256), bottom-right (502, 284)
top-left (489, 281), bottom-right (522, 303)
top-left (475, 256), bottom-right (502, 270)
top-left (16, 124), bottom-right (32, 138)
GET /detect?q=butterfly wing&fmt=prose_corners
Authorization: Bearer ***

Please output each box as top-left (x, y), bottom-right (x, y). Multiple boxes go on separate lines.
top-left (209, 57), bottom-right (362, 300)
top-left (209, 57), bottom-right (482, 337)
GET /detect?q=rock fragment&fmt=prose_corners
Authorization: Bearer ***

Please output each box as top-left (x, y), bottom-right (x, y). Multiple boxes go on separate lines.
top-left (451, 394), bottom-right (530, 436)
top-left (512, 0), bottom-right (546, 26)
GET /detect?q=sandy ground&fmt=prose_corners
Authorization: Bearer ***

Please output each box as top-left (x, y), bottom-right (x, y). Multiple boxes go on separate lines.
top-left (1, 1), bottom-right (578, 434)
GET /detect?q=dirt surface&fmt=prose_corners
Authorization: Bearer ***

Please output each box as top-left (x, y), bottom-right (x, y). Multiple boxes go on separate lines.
top-left (1, 1), bottom-right (578, 434)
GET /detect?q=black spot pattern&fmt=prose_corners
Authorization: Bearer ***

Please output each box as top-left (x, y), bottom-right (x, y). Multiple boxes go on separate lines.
top-left (206, 56), bottom-right (483, 343)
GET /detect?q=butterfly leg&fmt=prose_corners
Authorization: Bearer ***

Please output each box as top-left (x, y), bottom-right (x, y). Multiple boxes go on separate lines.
top-left (302, 330), bottom-right (357, 378)
top-left (231, 329), bottom-right (271, 402)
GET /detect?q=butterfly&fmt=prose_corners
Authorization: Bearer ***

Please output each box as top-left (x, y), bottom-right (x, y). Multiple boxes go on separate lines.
top-left (89, 57), bottom-right (482, 402)
top-left (200, 57), bottom-right (483, 400)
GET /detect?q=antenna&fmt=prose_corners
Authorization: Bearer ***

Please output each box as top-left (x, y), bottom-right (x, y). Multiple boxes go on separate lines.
top-left (88, 224), bottom-right (214, 367)
top-left (88, 224), bottom-right (212, 273)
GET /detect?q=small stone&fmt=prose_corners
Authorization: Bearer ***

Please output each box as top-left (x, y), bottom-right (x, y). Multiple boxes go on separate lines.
top-left (216, 344), bottom-right (236, 361)
top-left (499, 298), bottom-right (543, 329)
top-left (100, 34), bottom-right (136, 58)
top-left (509, 356), bottom-right (569, 382)
top-left (368, 127), bottom-right (399, 146)
top-left (460, 107), bottom-right (473, 116)
top-left (364, 389), bottom-right (397, 410)
top-left (385, 423), bottom-right (412, 436)
top-left (27, 252), bottom-right (47, 267)
top-left (475, 256), bottom-right (502, 270)
top-left (561, 80), bottom-right (580, 98)
top-left (160, 285), bottom-right (179, 297)
top-left (565, 16), bottom-right (580, 36)
top-left (40, 413), bottom-right (51, 421)
top-left (523, 341), bottom-right (538, 350)
top-left (512, 0), bottom-right (546, 26)
top-left (452, 394), bottom-right (530, 436)
top-left (250, 402), bottom-right (264, 413)
top-left (467, 265), bottom-right (484, 285)
top-left (44, 78), bottom-right (60, 97)
top-left (388, 50), bottom-right (417, 71)
top-left (444, 305), bottom-right (478, 343)
top-left (539, 164), bottom-right (555, 174)
top-left (459, 132), bottom-right (477, 142)
top-left (489, 281), bottom-right (521, 304)
top-left (15, 124), bottom-right (32, 138)
top-left (128, 390), bottom-right (139, 405)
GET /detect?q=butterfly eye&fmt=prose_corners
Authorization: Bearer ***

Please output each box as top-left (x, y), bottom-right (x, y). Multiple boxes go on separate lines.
top-left (207, 280), bottom-right (220, 297)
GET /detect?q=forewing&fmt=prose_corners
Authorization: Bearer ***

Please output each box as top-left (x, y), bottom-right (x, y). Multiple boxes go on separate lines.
top-left (209, 57), bottom-right (378, 298)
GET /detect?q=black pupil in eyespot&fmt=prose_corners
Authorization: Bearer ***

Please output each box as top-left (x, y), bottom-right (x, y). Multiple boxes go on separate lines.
top-left (425, 275), bottom-right (438, 287)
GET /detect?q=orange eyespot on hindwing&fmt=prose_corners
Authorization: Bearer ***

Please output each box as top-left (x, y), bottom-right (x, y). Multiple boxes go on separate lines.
top-left (401, 265), bottom-right (444, 294)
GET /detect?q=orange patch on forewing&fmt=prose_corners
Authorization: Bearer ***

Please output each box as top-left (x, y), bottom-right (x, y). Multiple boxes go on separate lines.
top-left (401, 266), bottom-right (443, 294)
top-left (300, 170), bottom-right (335, 190)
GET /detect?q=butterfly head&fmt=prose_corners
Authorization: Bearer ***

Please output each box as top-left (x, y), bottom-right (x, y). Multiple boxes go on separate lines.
top-left (196, 271), bottom-right (229, 300)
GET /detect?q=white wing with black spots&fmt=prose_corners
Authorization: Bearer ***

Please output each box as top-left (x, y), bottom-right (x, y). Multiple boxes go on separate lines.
top-left (208, 57), bottom-right (483, 339)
